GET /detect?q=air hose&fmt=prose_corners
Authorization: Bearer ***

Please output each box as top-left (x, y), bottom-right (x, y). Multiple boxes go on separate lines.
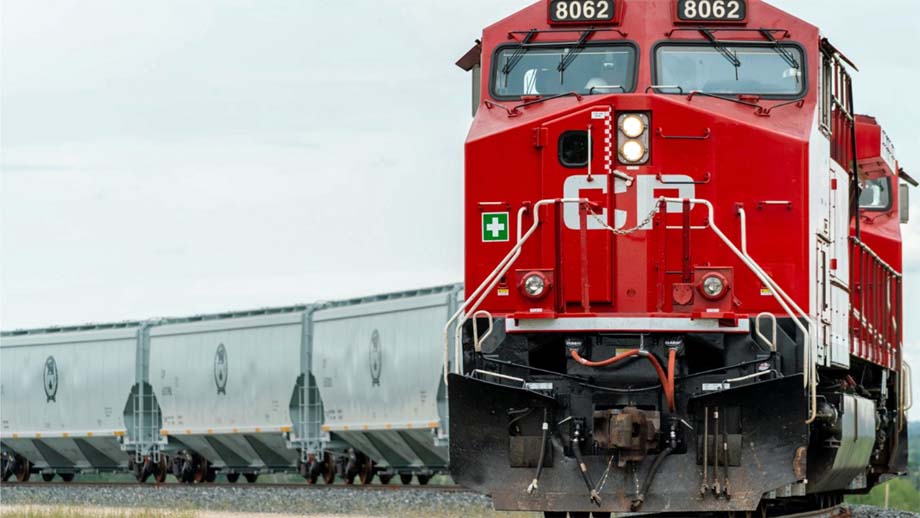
top-left (526, 409), bottom-right (550, 494)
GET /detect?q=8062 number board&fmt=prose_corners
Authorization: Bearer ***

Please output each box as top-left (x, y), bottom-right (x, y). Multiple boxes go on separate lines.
top-left (676, 0), bottom-right (746, 22)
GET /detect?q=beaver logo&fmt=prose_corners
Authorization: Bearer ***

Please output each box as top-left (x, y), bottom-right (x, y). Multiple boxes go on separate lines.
top-left (214, 343), bottom-right (228, 395)
top-left (369, 330), bottom-right (382, 387)
top-left (44, 356), bottom-right (58, 403)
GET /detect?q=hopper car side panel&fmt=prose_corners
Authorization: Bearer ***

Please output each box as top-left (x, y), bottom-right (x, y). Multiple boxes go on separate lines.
top-left (0, 327), bottom-right (139, 472)
top-left (148, 312), bottom-right (304, 470)
top-left (312, 289), bottom-right (459, 471)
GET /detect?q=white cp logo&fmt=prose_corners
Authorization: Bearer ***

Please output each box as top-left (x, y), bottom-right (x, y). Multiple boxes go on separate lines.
top-left (562, 174), bottom-right (696, 230)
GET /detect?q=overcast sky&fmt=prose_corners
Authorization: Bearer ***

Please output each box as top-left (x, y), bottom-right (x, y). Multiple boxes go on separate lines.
top-left (1, 0), bottom-right (918, 408)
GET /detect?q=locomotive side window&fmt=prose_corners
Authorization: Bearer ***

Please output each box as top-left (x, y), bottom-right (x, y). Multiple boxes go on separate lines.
top-left (859, 178), bottom-right (892, 211)
top-left (559, 131), bottom-right (590, 168)
top-left (655, 44), bottom-right (805, 97)
top-left (491, 44), bottom-right (637, 99)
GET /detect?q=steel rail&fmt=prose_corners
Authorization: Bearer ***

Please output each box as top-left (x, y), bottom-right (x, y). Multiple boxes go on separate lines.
top-left (2, 481), bottom-right (467, 492)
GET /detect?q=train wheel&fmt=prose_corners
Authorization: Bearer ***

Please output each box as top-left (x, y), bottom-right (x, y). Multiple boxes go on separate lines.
top-left (378, 474), bottom-right (393, 485)
top-left (399, 473), bottom-right (413, 485)
top-left (358, 460), bottom-right (375, 485)
top-left (591, 512), bottom-right (611, 518)
top-left (416, 474), bottom-right (431, 486)
top-left (192, 460), bottom-right (208, 484)
top-left (226, 472), bottom-right (240, 483)
top-left (543, 514), bottom-right (566, 518)
top-left (154, 458), bottom-right (168, 484)
top-left (1, 455), bottom-right (12, 482)
top-left (205, 468), bottom-right (217, 483)
top-left (15, 459), bottom-right (32, 482)
top-left (307, 459), bottom-right (322, 485)
top-left (322, 453), bottom-right (336, 484)
top-left (42, 473), bottom-right (55, 482)
top-left (60, 473), bottom-right (75, 483)
top-left (244, 473), bottom-right (259, 484)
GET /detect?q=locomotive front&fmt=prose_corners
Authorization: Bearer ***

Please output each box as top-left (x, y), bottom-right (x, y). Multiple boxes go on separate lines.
top-left (449, 0), bottom-right (911, 515)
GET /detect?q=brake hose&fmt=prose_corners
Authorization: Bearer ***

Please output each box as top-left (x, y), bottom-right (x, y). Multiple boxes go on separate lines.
top-left (527, 409), bottom-right (550, 495)
top-left (631, 446), bottom-right (674, 511)
top-left (570, 349), bottom-right (676, 411)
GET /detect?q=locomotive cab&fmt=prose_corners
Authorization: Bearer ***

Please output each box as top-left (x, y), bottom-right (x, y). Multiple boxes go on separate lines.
top-left (449, 0), bottom-right (913, 515)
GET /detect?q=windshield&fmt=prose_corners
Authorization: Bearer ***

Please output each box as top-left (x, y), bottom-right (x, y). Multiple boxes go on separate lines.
top-left (656, 44), bottom-right (805, 96)
top-left (492, 44), bottom-right (637, 99)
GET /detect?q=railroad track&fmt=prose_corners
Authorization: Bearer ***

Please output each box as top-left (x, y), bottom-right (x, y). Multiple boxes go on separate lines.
top-left (2, 481), bottom-right (467, 492)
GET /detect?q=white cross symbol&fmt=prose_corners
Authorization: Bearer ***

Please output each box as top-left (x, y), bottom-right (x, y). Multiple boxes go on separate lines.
top-left (486, 217), bottom-right (506, 238)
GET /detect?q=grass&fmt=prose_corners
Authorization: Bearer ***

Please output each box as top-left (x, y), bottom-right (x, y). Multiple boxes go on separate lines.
top-left (0, 507), bottom-right (198, 518)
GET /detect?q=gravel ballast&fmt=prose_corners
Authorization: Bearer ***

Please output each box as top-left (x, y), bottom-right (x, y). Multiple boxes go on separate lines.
top-left (0, 485), bottom-right (534, 518)
top-left (2, 485), bottom-right (917, 518)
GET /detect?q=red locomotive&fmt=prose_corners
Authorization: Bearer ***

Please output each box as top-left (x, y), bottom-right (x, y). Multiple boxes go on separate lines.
top-left (448, 0), bottom-right (915, 515)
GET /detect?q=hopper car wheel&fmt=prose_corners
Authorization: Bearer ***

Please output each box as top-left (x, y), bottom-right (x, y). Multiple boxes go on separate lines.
top-left (0, 455), bottom-right (9, 482)
top-left (358, 460), bottom-right (375, 485)
top-left (154, 458), bottom-right (168, 484)
top-left (205, 468), bottom-right (217, 483)
top-left (378, 474), bottom-right (393, 485)
top-left (193, 460), bottom-right (209, 483)
top-left (244, 473), bottom-right (259, 484)
top-left (307, 459), bottom-right (323, 485)
top-left (42, 473), bottom-right (55, 482)
top-left (416, 474), bottom-right (431, 486)
top-left (226, 473), bottom-right (240, 483)
top-left (15, 459), bottom-right (32, 482)
top-left (399, 473), bottom-right (413, 485)
top-left (322, 453), bottom-right (336, 484)
top-left (60, 473), bottom-right (75, 483)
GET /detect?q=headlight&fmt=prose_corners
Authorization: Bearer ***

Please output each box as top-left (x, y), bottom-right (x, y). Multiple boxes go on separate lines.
top-left (620, 114), bottom-right (646, 138)
top-left (699, 274), bottom-right (728, 300)
top-left (522, 273), bottom-right (547, 299)
top-left (619, 140), bottom-right (646, 163)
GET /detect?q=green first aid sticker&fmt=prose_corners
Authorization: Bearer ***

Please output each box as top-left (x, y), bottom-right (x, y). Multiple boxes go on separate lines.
top-left (482, 212), bottom-right (509, 242)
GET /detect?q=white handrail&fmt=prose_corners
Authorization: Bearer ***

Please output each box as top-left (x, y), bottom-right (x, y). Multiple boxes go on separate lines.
top-left (442, 198), bottom-right (589, 384)
top-left (755, 312), bottom-right (778, 352)
top-left (661, 197), bottom-right (818, 424)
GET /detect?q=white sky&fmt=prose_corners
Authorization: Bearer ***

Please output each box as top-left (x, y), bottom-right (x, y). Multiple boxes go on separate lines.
top-left (1, 0), bottom-right (918, 409)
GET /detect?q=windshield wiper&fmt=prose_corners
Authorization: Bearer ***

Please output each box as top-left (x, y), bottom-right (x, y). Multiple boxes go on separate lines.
top-left (501, 29), bottom-right (537, 77)
top-left (760, 29), bottom-right (800, 70)
top-left (557, 30), bottom-right (593, 75)
top-left (700, 29), bottom-right (741, 75)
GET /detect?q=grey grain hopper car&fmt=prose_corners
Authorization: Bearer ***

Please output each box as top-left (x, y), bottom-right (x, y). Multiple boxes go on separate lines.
top-left (0, 322), bottom-right (161, 482)
top-left (1, 284), bottom-right (462, 484)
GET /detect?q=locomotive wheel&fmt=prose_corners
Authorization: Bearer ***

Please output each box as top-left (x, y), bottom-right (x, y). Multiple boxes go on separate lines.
top-left (399, 473), bottom-right (413, 485)
top-left (226, 473), bottom-right (240, 483)
top-left (60, 473), bottom-right (75, 483)
top-left (322, 452), bottom-right (336, 484)
top-left (416, 474), bottom-right (431, 486)
top-left (378, 473), bottom-right (394, 485)
top-left (244, 473), bottom-right (259, 483)
top-left (42, 473), bottom-right (55, 482)
top-left (15, 459), bottom-right (32, 482)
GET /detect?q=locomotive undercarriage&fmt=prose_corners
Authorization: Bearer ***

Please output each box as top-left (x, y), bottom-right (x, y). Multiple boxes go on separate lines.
top-left (448, 317), bottom-right (908, 515)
